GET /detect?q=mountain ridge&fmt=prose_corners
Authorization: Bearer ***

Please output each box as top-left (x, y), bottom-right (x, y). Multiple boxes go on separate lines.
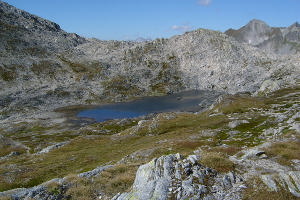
top-left (225, 19), bottom-right (300, 54)
top-left (0, 1), bottom-right (299, 122)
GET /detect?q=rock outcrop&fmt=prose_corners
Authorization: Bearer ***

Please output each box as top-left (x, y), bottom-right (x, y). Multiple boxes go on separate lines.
top-left (0, 178), bottom-right (67, 200)
top-left (261, 171), bottom-right (300, 197)
top-left (0, 165), bottom-right (113, 200)
top-left (113, 154), bottom-right (245, 200)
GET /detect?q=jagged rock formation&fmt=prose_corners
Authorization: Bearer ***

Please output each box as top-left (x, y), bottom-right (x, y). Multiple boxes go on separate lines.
top-left (113, 154), bottom-right (244, 200)
top-left (225, 19), bottom-right (300, 54)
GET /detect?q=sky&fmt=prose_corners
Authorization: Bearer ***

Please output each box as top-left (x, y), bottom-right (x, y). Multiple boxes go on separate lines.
top-left (3, 0), bottom-right (300, 40)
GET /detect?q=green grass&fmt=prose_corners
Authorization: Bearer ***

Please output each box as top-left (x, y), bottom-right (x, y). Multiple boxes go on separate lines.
top-left (45, 164), bottom-right (138, 200)
top-left (58, 56), bottom-right (105, 80)
top-left (101, 75), bottom-right (143, 98)
top-left (64, 175), bottom-right (95, 200)
top-left (31, 61), bottom-right (61, 78)
top-left (0, 109), bottom-right (230, 189)
top-left (0, 65), bottom-right (17, 81)
top-left (205, 146), bottom-right (242, 156)
top-left (87, 119), bottom-right (138, 134)
top-left (200, 151), bottom-right (235, 173)
top-left (0, 197), bottom-right (12, 200)
top-left (214, 95), bottom-right (266, 114)
top-left (93, 164), bottom-right (138, 196)
top-left (0, 85), bottom-right (299, 192)
top-left (1, 124), bottom-right (76, 153)
top-left (243, 177), bottom-right (299, 200)
top-left (45, 181), bottom-right (62, 195)
top-left (264, 140), bottom-right (300, 166)
top-left (150, 82), bottom-right (168, 94)
top-left (0, 118), bottom-right (227, 191)
top-left (0, 136), bottom-right (27, 157)
top-left (122, 112), bottom-right (229, 136)
top-left (0, 135), bottom-right (153, 191)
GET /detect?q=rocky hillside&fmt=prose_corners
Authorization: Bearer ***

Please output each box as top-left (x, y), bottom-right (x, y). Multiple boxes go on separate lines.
top-left (0, 1), bottom-right (299, 123)
top-left (225, 19), bottom-right (300, 54)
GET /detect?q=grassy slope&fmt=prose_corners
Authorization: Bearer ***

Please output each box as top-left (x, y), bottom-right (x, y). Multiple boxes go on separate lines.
top-left (0, 86), bottom-right (299, 198)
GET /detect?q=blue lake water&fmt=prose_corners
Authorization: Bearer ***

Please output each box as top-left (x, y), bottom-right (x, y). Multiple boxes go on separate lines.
top-left (77, 90), bottom-right (222, 122)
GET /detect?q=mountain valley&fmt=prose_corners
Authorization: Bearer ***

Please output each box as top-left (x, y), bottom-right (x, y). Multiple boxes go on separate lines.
top-left (0, 1), bottom-right (299, 200)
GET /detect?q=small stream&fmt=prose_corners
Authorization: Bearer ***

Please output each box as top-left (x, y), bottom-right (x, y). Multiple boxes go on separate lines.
top-left (77, 90), bottom-right (223, 122)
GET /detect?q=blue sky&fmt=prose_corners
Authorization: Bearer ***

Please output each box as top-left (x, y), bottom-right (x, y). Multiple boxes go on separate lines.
top-left (3, 0), bottom-right (300, 40)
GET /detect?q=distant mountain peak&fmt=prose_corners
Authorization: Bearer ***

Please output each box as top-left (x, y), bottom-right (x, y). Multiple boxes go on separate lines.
top-left (290, 22), bottom-right (300, 28)
top-left (244, 19), bottom-right (271, 31)
top-left (248, 19), bottom-right (268, 25)
top-left (225, 19), bottom-right (300, 54)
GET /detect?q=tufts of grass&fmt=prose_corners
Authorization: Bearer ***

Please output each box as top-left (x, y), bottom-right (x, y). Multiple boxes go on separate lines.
top-left (127, 112), bottom-right (229, 136)
top-left (242, 177), bottom-right (299, 200)
top-left (173, 140), bottom-right (215, 156)
top-left (0, 135), bottom-right (148, 191)
top-left (0, 146), bottom-right (26, 157)
top-left (45, 181), bottom-right (61, 195)
top-left (233, 116), bottom-right (269, 133)
top-left (264, 140), bottom-right (300, 166)
top-left (176, 141), bottom-right (207, 150)
top-left (101, 75), bottom-right (143, 98)
top-left (206, 146), bottom-right (242, 156)
top-left (94, 164), bottom-right (138, 196)
top-left (62, 164), bottom-right (138, 199)
top-left (2, 124), bottom-right (77, 153)
top-left (200, 151), bottom-right (235, 173)
top-left (24, 47), bottom-right (47, 56)
top-left (0, 66), bottom-right (17, 81)
top-left (151, 147), bottom-right (178, 158)
top-left (150, 82), bottom-right (168, 94)
top-left (0, 197), bottom-right (12, 200)
top-left (66, 186), bottom-right (94, 200)
top-left (64, 175), bottom-right (94, 200)
top-left (31, 61), bottom-right (61, 78)
top-left (214, 95), bottom-right (266, 114)
top-left (88, 119), bottom-right (138, 135)
top-left (59, 56), bottom-right (105, 80)
top-left (0, 136), bottom-right (27, 157)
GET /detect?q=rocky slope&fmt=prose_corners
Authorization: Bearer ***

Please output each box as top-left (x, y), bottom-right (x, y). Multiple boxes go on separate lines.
top-left (0, 1), bottom-right (299, 124)
top-left (225, 19), bottom-right (300, 54)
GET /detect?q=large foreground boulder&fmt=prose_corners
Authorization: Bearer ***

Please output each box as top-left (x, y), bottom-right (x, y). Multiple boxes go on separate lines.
top-left (113, 154), bottom-right (245, 200)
